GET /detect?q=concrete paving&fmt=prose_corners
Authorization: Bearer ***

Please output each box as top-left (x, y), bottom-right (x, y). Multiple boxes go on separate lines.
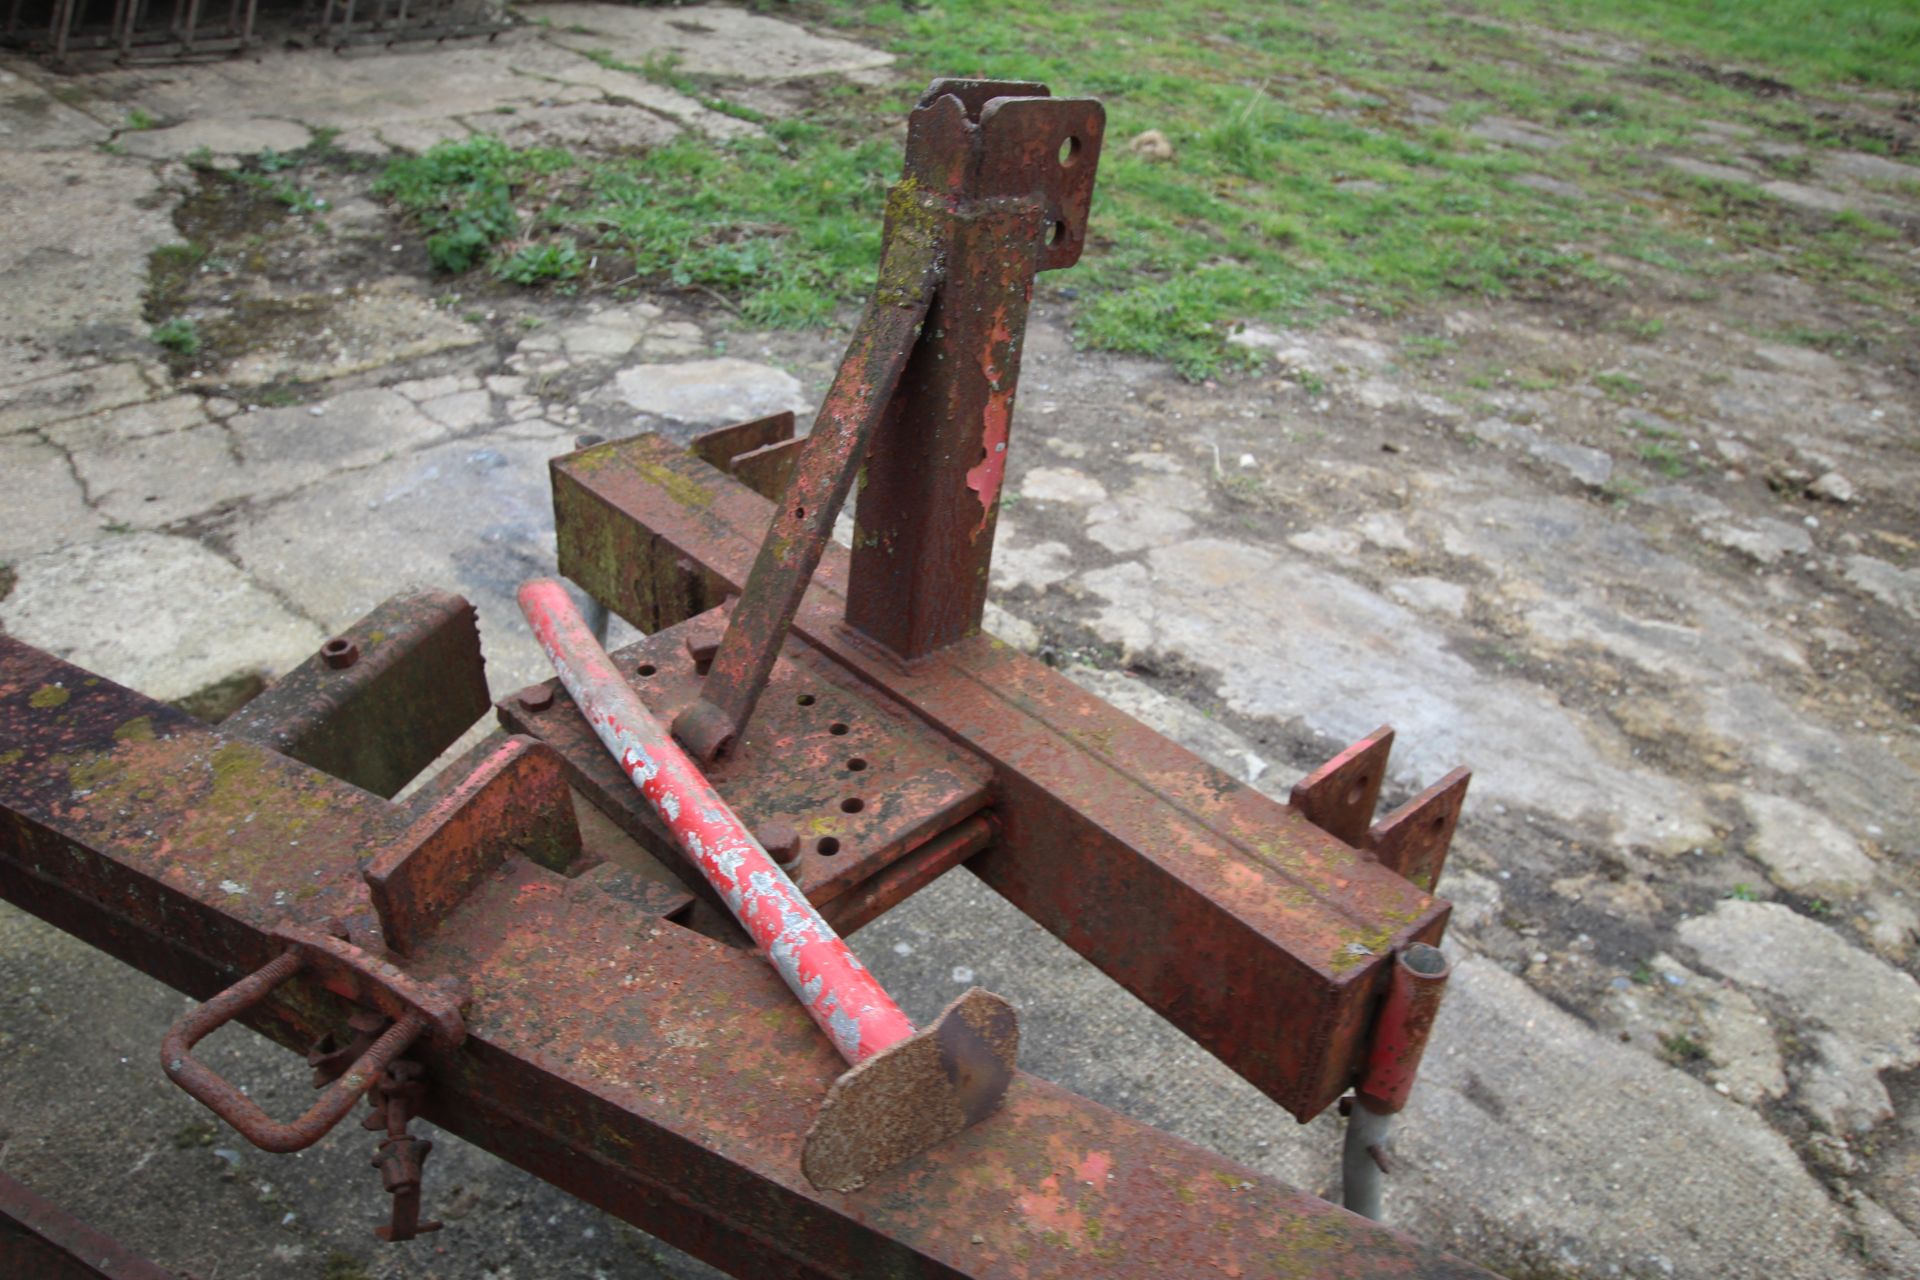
top-left (2, 7), bottom-right (1919, 1280)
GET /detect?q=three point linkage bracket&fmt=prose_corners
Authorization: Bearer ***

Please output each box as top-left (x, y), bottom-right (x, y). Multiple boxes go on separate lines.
top-left (534, 74), bottom-right (1472, 1204)
top-left (0, 79), bottom-right (1491, 1279)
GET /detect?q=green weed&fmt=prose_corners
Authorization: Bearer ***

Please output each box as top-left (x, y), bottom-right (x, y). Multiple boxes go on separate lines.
top-left (376, 137), bottom-right (572, 274)
top-left (1659, 1032), bottom-right (1708, 1065)
top-left (150, 317), bottom-right (200, 356)
top-left (496, 239), bottom-right (584, 285)
top-left (1594, 371), bottom-right (1645, 399)
top-left (240, 173), bottom-right (326, 215)
top-left (1403, 335), bottom-right (1460, 361)
top-left (1628, 418), bottom-right (1691, 476)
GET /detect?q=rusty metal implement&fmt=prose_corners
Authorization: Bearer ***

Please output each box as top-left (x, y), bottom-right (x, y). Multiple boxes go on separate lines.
top-left (0, 78), bottom-right (1492, 1277)
top-left (520, 577), bottom-right (1017, 1190)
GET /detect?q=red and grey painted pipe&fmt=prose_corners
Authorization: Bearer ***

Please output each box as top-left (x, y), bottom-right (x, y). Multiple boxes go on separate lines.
top-left (517, 578), bottom-right (917, 1065)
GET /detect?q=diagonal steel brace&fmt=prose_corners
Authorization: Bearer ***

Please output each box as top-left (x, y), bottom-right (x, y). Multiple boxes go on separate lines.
top-left (671, 187), bottom-right (940, 761)
top-left (671, 79), bottom-right (1102, 762)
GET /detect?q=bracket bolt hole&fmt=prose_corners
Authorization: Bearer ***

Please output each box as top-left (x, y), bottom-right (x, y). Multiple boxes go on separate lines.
top-left (1048, 220), bottom-right (1069, 246)
top-left (817, 837), bottom-right (841, 857)
top-left (1059, 135), bottom-right (1082, 167)
top-left (846, 757), bottom-right (867, 772)
top-left (829, 721), bottom-right (850, 736)
top-left (797, 693), bottom-right (816, 707)
top-left (636, 663), bottom-right (657, 677)
top-left (840, 797), bottom-right (864, 814)
top-left (1345, 777), bottom-right (1369, 807)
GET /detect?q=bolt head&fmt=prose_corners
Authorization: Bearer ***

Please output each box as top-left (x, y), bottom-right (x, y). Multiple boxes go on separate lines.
top-left (519, 685), bottom-right (555, 713)
top-left (321, 638), bottom-right (359, 670)
top-left (757, 822), bottom-right (802, 866)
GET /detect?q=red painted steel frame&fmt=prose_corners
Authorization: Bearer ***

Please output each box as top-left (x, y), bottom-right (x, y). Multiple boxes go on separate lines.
top-left (0, 77), bottom-right (1481, 1280)
top-left (0, 637), bottom-right (1490, 1278)
top-left (554, 436), bottom-right (1453, 1121)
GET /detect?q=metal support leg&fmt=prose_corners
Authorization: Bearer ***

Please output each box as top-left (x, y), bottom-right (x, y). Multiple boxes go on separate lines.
top-left (1343, 942), bottom-right (1452, 1222)
top-left (1342, 1098), bottom-right (1394, 1221)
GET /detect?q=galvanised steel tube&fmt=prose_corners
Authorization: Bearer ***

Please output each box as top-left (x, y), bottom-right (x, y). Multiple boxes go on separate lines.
top-left (1341, 1097), bottom-right (1395, 1222)
top-left (517, 578), bottom-right (917, 1065)
top-left (1344, 943), bottom-right (1452, 1221)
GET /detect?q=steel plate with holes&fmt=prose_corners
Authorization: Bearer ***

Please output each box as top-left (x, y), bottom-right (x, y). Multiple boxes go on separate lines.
top-left (501, 606), bottom-right (993, 913)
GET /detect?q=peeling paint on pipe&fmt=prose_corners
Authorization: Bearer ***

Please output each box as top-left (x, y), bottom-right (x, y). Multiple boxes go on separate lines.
top-left (517, 578), bottom-right (916, 1065)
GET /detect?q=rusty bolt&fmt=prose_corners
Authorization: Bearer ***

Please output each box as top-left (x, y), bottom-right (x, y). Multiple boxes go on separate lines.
top-left (519, 684), bottom-right (555, 713)
top-left (757, 822), bottom-right (802, 867)
top-left (684, 632), bottom-right (721, 668)
top-left (321, 638), bottom-right (359, 670)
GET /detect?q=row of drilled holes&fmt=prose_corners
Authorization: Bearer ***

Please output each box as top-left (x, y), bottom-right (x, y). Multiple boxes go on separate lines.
top-left (806, 692), bottom-right (862, 857)
top-left (631, 661), bottom-right (868, 857)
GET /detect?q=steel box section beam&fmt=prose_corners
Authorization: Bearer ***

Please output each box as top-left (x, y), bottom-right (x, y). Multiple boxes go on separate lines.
top-left (845, 83), bottom-right (1104, 662)
top-left (553, 439), bottom-right (1450, 1120)
top-left (224, 589), bottom-right (490, 800)
top-left (0, 1170), bottom-right (177, 1280)
top-left (0, 641), bottom-right (1487, 1279)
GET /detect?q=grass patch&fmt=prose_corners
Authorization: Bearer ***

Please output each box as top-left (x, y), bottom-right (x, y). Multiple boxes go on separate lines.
top-left (497, 238), bottom-right (585, 285)
top-left (1658, 1031), bottom-right (1709, 1065)
top-left (376, 136), bottom-right (575, 275)
top-left (373, 0), bottom-right (1917, 374)
top-left (239, 173), bottom-right (326, 216)
top-left (1489, 0), bottom-right (1920, 93)
top-left (567, 116), bottom-right (896, 325)
top-left (1628, 416), bottom-right (1692, 476)
top-left (1594, 371), bottom-right (1645, 400)
top-left (149, 317), bottom-right (200, 356)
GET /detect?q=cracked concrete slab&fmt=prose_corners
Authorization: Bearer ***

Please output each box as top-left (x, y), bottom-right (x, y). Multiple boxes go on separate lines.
top-left (0, 532), bottom-right (324, 702)
top-left (89, 31), bottom-right (767, 153)
top-left (611, 356), bottom-right (810, 428)
top-left (539, 2), bottom-right (895, 83)
top-left (223, 429), bottom-right (578, 698)
top-left (1081, 536), bottom-right (1713, 850)
top-left (0, 65), bottom-right (111, 150)
top-left (0, 360), bottom-right (161, 436)
top-left (0, 434), bottom-right (102, 558)
top-left (117, 115), bottom-right (314, 163)
top-left (0, 147), bottom-right (176, 387)
top-left (220, 285), bottom-right (484, 387)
